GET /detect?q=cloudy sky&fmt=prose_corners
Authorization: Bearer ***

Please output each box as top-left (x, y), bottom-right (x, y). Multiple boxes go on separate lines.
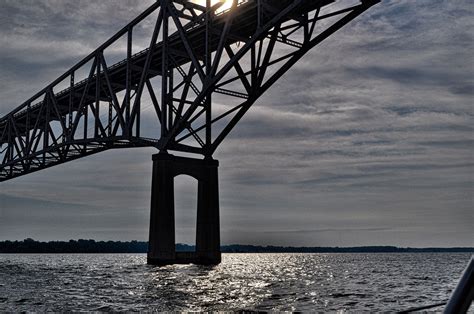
top-left (0, 0), bottom-right (472, 247)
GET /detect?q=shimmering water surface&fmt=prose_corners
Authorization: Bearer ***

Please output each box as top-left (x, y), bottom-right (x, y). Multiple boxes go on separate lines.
top-left (0, 253), bottom-right (471, 311)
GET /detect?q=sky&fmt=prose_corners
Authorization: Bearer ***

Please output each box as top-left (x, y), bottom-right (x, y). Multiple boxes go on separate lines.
top-left (0, 0), bottom-right (472, 247)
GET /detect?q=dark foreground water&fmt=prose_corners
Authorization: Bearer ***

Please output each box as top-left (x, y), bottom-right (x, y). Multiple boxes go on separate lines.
top-left (0, 253), bottom-right (472, 311)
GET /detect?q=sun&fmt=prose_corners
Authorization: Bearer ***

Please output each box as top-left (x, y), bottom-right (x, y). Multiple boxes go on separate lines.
top-left (192, 0), bottom-right (236, 13)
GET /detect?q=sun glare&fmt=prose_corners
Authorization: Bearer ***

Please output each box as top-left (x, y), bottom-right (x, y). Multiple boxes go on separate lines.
top-left (192, 0), bottom-right (237, 13)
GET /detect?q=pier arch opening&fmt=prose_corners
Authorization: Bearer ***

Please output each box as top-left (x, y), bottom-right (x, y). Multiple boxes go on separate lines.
top-left (174, 175), bottom-right (198, 252)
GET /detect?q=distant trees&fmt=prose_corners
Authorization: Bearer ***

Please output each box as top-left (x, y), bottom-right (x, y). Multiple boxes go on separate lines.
top-left (0, 239), bottom-right (472, 254)
top-left (0, 239), bottom-right (148, 253)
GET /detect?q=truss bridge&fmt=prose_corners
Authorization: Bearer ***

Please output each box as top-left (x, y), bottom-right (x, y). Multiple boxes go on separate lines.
top-left (0, 0), bottom-right (380, 265)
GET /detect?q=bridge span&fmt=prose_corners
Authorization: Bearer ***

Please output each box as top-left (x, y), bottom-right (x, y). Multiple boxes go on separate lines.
top-left (0, 0), bottom-right (379, 265)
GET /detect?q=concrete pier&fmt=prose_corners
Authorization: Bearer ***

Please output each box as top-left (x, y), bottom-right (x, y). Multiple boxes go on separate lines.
top-left (147, 153), bottom-right (221, 266)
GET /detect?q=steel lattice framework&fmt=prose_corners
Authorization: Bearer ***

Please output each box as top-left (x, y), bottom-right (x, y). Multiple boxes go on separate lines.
top-left (0, 0), bottom-right (379, 182)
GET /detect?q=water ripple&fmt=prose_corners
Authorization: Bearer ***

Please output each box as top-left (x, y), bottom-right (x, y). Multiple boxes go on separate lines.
top-left (0, 253), bottom-right (471, 311)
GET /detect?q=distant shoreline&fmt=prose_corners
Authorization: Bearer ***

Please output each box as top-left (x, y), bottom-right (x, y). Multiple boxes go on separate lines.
top-left (0, 239), bottom-right (472, 254)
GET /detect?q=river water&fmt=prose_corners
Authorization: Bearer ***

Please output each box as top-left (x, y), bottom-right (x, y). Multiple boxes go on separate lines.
top-left (0, 253), bottom-right (472, 311)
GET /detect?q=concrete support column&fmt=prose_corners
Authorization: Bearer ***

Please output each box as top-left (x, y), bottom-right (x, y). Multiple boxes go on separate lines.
top-left (147, 153), bottom-right (221, 266)
top-left (147, 154), bottom-right (176, 265)
top-left (196, 161), bottom-right (221, 265)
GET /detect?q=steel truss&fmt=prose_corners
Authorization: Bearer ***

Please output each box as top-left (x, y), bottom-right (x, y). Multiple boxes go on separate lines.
top-left (0, 0), bottom-right (379, 182)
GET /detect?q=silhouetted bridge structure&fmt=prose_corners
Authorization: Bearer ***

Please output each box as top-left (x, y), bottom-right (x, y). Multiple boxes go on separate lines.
top-left (0, 0), bottom-right (379, 265)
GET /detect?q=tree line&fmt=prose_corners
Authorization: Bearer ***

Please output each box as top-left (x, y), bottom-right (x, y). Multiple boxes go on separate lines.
top-left (0, 239), bottom-right (472, 253)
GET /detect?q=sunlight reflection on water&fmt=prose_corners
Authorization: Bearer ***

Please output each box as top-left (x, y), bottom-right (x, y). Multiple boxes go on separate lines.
top-left (0, 253), bottom-right (471, 311)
